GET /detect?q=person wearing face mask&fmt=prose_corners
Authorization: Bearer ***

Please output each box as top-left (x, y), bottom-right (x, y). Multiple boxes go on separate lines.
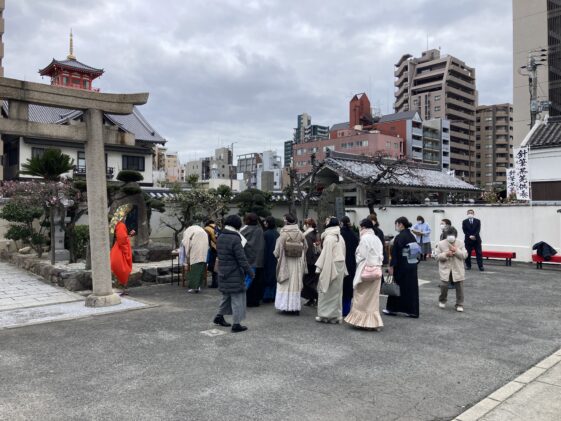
top-left (436, 227), bottom-right (468, 312)
top-left (439, 219), bottom-right (456, 290)
top-left (315, 217), bottom-right (348, 323)
top-left (412, 215), bottom-right (432, 261)
top-left (439, 219), bottom-right (453, 240)
top-left (462, 209), bottom-right (484, 271)
top-left (384, 217), bottom-right (420, 318)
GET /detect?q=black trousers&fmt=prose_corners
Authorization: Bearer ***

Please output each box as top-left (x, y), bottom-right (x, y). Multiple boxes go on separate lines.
top-left (465, 240), bottom-right (483, 269)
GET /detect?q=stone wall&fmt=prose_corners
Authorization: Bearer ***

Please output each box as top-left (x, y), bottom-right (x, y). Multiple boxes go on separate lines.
top-left (0, 251), bottom-right (143, 291)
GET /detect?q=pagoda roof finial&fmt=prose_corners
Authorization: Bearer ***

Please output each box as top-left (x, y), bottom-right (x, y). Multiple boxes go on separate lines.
top-left (67, 29), bottom-right (76, 60)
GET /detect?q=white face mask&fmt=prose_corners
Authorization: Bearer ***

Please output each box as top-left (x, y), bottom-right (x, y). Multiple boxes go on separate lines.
top-left (468, 213), bottom-right (474, 218)
top-left (447, 235), bottom-right (456, 243)
top-left (440, 224), bottom-right (446, 231)
top-left (303, 224), bottom-right (308, 230)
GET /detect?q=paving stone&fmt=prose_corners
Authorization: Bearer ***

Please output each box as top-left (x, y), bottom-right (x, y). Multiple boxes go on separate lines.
top-left (487, 380), bottom-right (525, 402)
top-left (456, 398), bottom-right (500, 421)
top-left (514, 366), bottom-right (547, 384)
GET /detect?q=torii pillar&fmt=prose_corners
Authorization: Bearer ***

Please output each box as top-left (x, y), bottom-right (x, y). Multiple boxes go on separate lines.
top-left (0, 77), bottom-right (148, 307)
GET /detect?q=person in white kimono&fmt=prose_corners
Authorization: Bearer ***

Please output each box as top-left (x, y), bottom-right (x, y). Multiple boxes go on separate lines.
top-left (344, 219), bottom-right (384, 331)
top-left (315, 217), bottom-right (347, 324)
top-left (273, 214), bottom-right (307, 315)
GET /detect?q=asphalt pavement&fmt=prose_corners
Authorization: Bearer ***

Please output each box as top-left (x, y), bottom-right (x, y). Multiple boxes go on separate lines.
top-left (1, 261), bottom-right (560, 421)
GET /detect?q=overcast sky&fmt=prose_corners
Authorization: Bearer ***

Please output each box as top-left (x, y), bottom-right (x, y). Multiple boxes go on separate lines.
top-left (5, 0), bottom-right (513, 162)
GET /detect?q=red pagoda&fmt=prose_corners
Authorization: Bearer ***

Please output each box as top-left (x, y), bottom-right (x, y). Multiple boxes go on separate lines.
top-left (38, 31), bottom-right (103, 91)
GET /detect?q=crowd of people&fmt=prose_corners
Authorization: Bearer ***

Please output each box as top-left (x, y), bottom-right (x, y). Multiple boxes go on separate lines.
top-left (109, 205), bottom-right (483, 334)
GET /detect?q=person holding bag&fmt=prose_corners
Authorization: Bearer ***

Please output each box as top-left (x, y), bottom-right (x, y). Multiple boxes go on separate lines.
top-left (344, 219), bottom-right (384, 331)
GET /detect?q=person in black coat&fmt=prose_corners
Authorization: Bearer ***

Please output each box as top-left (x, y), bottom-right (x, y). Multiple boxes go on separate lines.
top-left (263, 216), bottom-right (280, 303)
top-left (384, 216), bottom-right (420, 318)
top-left (302, 218), bottom-right (321, 307)
top-left (213, 215), bottom-right (254, 333)
top-left (241, 213), bottom-right (265, 307)
top-left (462, 209), bottom-right (484, 271)
top-left (340, 216), bottom-right (359, 317)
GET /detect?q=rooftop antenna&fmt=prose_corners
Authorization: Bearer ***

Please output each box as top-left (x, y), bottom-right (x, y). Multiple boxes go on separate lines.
top-left (67, 29), bottom-right (76, 60)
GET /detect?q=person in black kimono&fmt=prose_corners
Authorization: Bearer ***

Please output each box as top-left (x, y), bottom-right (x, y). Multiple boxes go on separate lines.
top-left (262, 216), bottom-right (280, 303)
top-left (384, 216), bottom-right (420, 318)
top-left (340, 216), bottom-right (359, 317)
top-left (302, 218), bottom-right (320, 307)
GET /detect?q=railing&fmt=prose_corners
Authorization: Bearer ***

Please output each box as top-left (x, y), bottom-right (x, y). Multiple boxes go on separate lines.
top-left (73, 166), bottom-right (115, 179)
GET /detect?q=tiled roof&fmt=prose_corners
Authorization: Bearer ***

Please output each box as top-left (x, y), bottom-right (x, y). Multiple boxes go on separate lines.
top-left (322, 152), bottom-right (478, 191)
top-left (526, 116), bottom-right (561, 149)
top-left (378, 111), bottom-right (419, 123)
top-left (2, 102), bottom-right (165, 144)
top-left (330, 122), bottom-right (349, 131)
top-left (39, 58), bottom-right (104, 75)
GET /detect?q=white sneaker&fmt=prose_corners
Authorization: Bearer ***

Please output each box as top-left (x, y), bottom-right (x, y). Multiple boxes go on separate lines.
top-left (456, 305), bottom-right (464, 312)
top-left (438, 302), bottom-right (446, 309)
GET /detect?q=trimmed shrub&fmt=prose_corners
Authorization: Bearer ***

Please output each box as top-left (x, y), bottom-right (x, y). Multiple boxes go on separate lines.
top-left (121, 185), bottom-right (142, 196)
top-left (117, 170), bottom-right (144, 183)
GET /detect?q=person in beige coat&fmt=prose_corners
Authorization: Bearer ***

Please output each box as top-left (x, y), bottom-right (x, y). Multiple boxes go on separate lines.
top-left (182, 224), bottom-right (210, 293)
top-left (273, 214), bottom-right (307, 315)
top-left (435, 227), bottom-right (468, 312)
top-left (315, 217), bottom-right (347, 324)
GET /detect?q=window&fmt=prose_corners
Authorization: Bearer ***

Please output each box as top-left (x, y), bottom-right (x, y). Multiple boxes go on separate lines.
top-left (77, 151), bottom-right (86, 168)
top-left (83, 80), bottom-right (89, 89)
top-left (63, 77), bottom-right (69, 85)
top-left (394, 143), bottom-right (399, 150)
top-left (434, 106), bottom-right (441, 112)
top-left (434, 95), bottom-right (441, 101)
top-left (122, 155), bottom-right (145, 171)
top-left (31, 147), bottom-right (45, 159)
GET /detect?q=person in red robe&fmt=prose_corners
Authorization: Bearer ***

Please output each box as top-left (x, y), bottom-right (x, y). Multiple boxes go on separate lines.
top-left (109, 204), bottom-right (135, 296)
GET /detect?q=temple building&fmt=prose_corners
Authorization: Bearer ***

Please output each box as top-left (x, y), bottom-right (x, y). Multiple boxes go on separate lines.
top-left (1, 32), bottom-right (166, 185)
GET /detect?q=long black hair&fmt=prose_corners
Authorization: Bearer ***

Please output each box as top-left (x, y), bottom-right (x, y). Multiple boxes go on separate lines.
top-left (395, 216), bottom-right (412, 229)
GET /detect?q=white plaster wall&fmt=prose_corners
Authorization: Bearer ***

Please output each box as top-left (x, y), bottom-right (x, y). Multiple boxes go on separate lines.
top-left (19, 142), bottom-right (153, 184)
top-left (346, 204), bottom-right (561, 262)
top-left (529, 148), bottom-right (561, 182)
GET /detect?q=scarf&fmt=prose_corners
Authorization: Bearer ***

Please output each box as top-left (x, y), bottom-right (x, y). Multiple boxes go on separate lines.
top-left (109, 204), bottom-right (132, 235)
top-left (304, 227), bottom-right (315, 237)
top-left (224, 225), bottom-right (247, 248)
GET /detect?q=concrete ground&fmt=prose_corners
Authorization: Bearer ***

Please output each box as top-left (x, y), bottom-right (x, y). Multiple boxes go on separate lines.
top-left (1, 260), bottom-right (560, 420)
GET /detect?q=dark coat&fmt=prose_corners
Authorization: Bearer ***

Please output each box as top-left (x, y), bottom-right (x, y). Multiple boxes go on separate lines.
top-left (374, 226), bottom-right (388, 265)
top-left (340, 226), bottom-right (359, 301)
top-left (263, 228), bottom-right (280, 287)
top-left (241, 224), bottom-right (265, 268)
top-left (462, 218), bottom-right (482, 243)
top-left (305, 229), bottom-right (320, 268)
top-left (217, 230), bottom-right (253, 294)
top-left (533, 241), bottom-right (558, 261)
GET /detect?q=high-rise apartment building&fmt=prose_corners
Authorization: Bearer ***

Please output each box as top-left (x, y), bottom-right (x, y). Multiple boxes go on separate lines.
top-left (284, 140), bottom-right (293, 167)
top-left (513, 0), bottom-right (561, 146)
top-left (293, 113), bottom-right (329, 144)
top-left (294, 113), bottom-right (311, 144)
top-left (475, 104), bottom-right (514, 190)
top-left (394, 49), bottom-right (477, 182)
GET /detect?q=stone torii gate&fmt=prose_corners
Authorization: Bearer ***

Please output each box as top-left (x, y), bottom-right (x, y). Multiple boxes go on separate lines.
top-left (0, 77), bottom-right (148, 307)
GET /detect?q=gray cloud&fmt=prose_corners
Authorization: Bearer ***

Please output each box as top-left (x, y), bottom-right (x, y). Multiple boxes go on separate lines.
top-left (5, 0), bottom-right (512, 162)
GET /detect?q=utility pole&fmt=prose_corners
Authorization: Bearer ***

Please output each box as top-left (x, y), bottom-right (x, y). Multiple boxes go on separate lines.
top-left (520, 49), bottom-right (548, 129)
top-left (229, 142), bottom-right (237, 190)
